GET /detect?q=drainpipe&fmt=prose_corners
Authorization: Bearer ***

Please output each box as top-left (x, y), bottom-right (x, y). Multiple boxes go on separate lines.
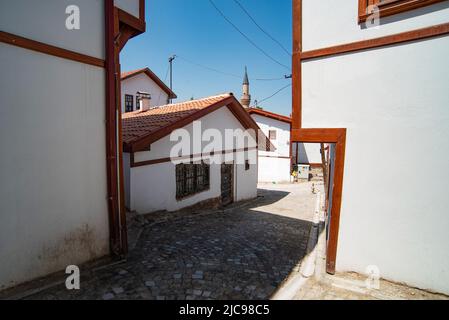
top-left (105, 0), bottom-right (123, 257)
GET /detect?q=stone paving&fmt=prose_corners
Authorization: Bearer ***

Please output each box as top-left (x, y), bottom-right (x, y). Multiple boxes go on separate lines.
top-left (21, 183), bottom-right (318, 300)
top-left (294, 273), bottom-right (449, 300)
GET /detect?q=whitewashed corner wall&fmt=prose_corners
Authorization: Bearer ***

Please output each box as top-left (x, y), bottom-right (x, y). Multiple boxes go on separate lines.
top-left (296, 143), bottom-right (322, 165)
top-left (302, 0), bottom-right (449, 294)
top-left (251, 114), bottom-right (291, 183)
top-left (0, 0), bottom-right (109, 290)
top-left (121, 73), bottom-right (170, 113)
top-left (258, 157), bottom-right (291, 183)
top-left (124, 106), bottom-right (258, 214)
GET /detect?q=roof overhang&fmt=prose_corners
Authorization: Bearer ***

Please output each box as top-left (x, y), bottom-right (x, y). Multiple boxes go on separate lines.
top-left (124, 95), bottom-right (274, 153)
top-left (247, 108), bottom-right (292, 124)
top-left (121, 68), bottom-right (177, 99)
top-left (114, 1), bottom-right (146, 51)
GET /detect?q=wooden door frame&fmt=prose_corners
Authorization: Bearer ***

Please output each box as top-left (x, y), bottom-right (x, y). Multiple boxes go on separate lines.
top-left (221, 162), bottom-right (235, 206)
top-left (291, 129), bottom-right (346, 274)
top-left (291, 0), bottom-right (347, 274)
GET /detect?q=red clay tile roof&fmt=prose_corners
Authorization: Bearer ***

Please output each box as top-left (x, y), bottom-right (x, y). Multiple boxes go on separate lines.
top-left (247, 108), bottom-right (292, 124)
top-left (121, 67), bottom-right (177, 99)
top-left (122, 94), bottom-right (274, 153)
top-left (122, 94), bottom-right (231, 145)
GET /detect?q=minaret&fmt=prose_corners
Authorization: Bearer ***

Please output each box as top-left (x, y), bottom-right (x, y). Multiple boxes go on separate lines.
top-left (240, 66), bottom-right (251, 108)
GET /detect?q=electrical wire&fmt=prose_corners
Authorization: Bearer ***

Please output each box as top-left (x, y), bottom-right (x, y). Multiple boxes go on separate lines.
top-left (232, 0), bottom-right (291, 56)
top-left (177, 55), bottom-right (289, 81)
top-left (208, 0), bottom-right (291, 71)
top-left (257, 83), bottom-right (292, 104)
top-left (157, 64), bottom-right (171, 104)
top-left (177, 55), bottom-right (241, 78)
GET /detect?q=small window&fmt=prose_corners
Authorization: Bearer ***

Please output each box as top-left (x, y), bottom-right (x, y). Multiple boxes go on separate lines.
top-left (269, 130), bottom-right (277, 140)
top-left (176, 162), bottom-right (210, 199)
top-left (245, 160), bottom-right (250, 171)
top-left (125, 94), bottom-right (134, 112)
top-left (358, 0), bottom-right (446, 23)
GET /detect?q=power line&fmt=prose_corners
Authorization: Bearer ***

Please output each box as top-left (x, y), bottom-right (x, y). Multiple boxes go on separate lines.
top-left (255, 76), bottom-right (290, 81)
top-left (177, 55), bottom-right (240, 79)
top-left (177, 55), bottom-right (289, 81)
top-left (208, 0), bottom-right (290, 71)
top-left (232, 0), bottom-right (291, 56)
top-left (157, 63), bottom-right (171, 104)
top-left (258, 83), bottom-right (292, 104)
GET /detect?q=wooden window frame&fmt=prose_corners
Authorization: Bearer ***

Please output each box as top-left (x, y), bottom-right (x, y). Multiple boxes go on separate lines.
top-left (176, 162), bottom-right (210, 200)
top-left (125, 94), bottom-right (134, 112)
top-left (358, 0), bottom-right (447, 23)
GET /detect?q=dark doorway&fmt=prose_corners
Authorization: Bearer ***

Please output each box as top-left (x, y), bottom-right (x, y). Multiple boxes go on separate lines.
top-left (221, 163), bottom-right (234, 206)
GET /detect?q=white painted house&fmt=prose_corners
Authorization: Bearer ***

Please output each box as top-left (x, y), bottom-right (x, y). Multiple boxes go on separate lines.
top-left (247, 108), bottom-right (292, 183)
top-left (295, 0), bottom-right (449, 294)
top-left (0, 0), bottom-right (146, 290)
top-left (121, 67), bottom-right (177, 113)
top-left (292, 143), bottom-right (322, 167)
top-left (122, 94), bottom-right (270, 214)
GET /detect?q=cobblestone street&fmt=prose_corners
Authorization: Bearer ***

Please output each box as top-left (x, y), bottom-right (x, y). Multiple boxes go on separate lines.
top-left (17, 183), bottom-right (318, 300)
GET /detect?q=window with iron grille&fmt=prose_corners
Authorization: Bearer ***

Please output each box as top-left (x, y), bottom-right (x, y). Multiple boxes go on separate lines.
top-left (176, 162), bottom-right (210, 199)
top-left (125, 94), bottom-right (134, 112)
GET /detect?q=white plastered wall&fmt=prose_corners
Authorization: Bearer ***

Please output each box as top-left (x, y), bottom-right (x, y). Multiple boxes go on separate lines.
top-left (302, 0), bottom-right (449, 294)
top-left (121, 73), bottom-right (170, 113)
top-left (251, 114), bottom-right (291, 183)
top-left (124, 106), bottom-right (258, 214)
top-left (296, 143), bottom-right (322, 165)
top-left (0, 0), bottom-right (105, 59)
top-left (0, 0), bottom-right (110, 290)
top-left (0, 44), bottom-right (109, 290)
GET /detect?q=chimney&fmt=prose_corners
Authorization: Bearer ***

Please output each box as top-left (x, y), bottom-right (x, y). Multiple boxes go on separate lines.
top-left (137, 91), bottom-right (152, 111)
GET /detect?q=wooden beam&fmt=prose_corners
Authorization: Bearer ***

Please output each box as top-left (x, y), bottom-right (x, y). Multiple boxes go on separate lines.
top-left (131, 147), bottom-right (257, 168)
top-left (0, 31), bottom-right (105, 68)
top-left (301, 22), bottom-right (449, 61)
top-left (105, 0), bottom-right (122, 257)
top-left (117, 8), bottom-right (146, 34)
top-left (292, 0), bottom-right (302, 130)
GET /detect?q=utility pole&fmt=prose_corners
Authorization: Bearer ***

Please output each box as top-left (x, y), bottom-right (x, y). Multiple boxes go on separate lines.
top-left (169, 55), bottom-right (176, 104)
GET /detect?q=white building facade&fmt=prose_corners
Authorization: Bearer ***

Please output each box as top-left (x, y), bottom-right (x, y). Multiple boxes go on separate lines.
top-left (248, 109), bottom-right (292, 183)
top-left (0, 0), bottom-right (145, 290)
top-left (123, 94), bottom-right (268, 214)
top-left (298, 0), bottom-right (449, 294)
top-left (121, 68), bottom-right (177, 113)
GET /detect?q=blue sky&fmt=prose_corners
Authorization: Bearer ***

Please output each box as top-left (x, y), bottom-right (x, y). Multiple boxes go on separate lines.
top-left (121, 0), bottom-right (292, 116)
